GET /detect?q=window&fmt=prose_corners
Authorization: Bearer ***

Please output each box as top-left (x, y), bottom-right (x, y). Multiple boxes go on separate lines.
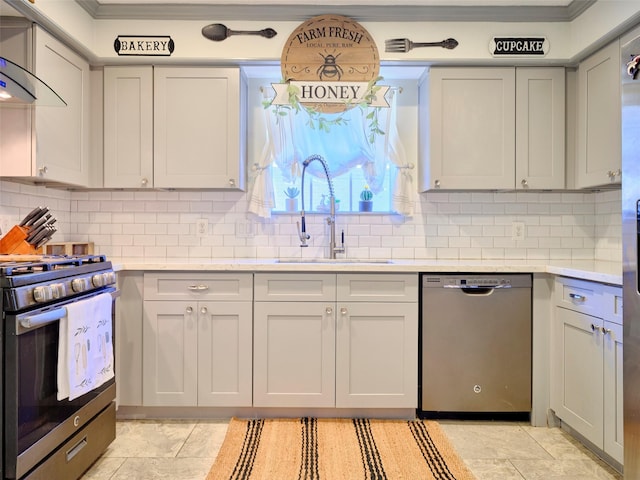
top-left (246, 71), bottom-right (416, 218)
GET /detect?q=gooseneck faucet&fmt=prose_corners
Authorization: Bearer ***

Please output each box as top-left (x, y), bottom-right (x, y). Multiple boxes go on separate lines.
top-left (297, 154), bottom-right (345, 259)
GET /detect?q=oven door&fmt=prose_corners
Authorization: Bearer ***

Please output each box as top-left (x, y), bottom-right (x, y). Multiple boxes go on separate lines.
top-left (3, 288), bottom-right (117, 480)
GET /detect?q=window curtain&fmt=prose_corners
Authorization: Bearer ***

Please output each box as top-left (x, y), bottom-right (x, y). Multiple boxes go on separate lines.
top-left (378, 88), bottom-right (414, 216)
top-left (254, 83), bottom-right (413, 216)
top-left (248, 87), bottom-right (297, 218)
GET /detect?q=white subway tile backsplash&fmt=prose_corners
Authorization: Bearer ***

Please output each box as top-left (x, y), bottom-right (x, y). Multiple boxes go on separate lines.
top-left (0, 180), bottom-right (622, 263)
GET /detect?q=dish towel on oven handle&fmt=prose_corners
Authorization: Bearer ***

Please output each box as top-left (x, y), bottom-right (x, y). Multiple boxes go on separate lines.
top-left (57, 292), bottom-right (114, 401)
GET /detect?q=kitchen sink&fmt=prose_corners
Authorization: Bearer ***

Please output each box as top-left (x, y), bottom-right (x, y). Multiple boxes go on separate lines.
top-left (276, 258), bottom-right (393, 264)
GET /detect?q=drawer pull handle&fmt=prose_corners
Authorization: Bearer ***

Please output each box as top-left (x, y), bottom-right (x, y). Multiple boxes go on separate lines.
top-left (66, 437), bottom-right (87, 462)
top-left (569, 293), bottom-right (586, 302)
top-left (188, 285), bottom-right (209, 291)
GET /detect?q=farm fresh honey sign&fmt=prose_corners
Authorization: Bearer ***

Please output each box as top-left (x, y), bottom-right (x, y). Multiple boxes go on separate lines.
top-left (273, 15), bottom-right (388, 113)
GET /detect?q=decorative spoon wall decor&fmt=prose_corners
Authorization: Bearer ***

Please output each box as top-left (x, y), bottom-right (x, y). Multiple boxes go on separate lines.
top-left (202, 23), bottom-right (277, 42)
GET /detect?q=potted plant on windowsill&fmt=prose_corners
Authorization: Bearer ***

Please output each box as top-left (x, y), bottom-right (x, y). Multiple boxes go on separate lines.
top-left (359, 185), bottom-right (373, 212)
top-left (284, 186), bottom-right (300, 212)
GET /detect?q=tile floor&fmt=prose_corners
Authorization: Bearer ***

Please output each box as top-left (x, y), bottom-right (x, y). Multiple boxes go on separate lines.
top-left (80, 419), bottom-right (623, 480)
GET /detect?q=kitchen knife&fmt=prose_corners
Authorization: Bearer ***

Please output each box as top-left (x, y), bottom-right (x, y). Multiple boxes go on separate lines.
top-left (19, 206), bottom-right (43, 227)
top-left (35, 226), bottom-right (56, 249)
top-left (31, 225), bottom-right (54, 247)
top-left (26, 215), bottom-right (52, 242)
top-left (25, 207), bottom-right (49, 228)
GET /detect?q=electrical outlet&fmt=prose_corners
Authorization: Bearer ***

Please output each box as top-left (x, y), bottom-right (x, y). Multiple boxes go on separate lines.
top-left (511, 221), bottom-right (525, 240)
top-left (196, 219), bottom-right (209, 237)
top-left (0, 216), bottom-right (12, 236)
top-left (236, 220), bottom-right (254, 238)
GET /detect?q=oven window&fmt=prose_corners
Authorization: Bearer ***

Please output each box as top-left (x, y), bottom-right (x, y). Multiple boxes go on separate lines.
top-left (16, 321), bottom-right (112, 454)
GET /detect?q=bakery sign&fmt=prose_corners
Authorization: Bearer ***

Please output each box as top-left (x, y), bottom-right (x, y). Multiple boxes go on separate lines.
top-left (272, 15), bottom-right (389, 113)
top-left (490, 36), bottom-right (549, 57)
top-left (114, 35), bottom-right (175, 56)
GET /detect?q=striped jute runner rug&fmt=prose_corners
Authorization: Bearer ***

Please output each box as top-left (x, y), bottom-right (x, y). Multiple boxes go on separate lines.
top-left (206, 417), bottom-right (476, 480)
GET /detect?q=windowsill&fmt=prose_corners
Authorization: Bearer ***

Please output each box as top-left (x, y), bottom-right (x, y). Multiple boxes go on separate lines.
top-left (271, 210), bottom-right (397, 215)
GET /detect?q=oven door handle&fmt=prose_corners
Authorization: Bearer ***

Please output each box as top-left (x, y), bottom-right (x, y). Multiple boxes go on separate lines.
top-left (20, 307), bottom-right (67, 329)
top-left (19, 290), bottom-right (121, 330)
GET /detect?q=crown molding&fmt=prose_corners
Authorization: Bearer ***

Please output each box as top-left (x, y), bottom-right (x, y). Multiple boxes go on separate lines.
top-left (74, 0), bottom-right (596, 22)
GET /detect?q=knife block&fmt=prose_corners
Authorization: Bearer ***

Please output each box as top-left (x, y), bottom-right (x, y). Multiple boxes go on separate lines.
top-left (0, 225), bottom-right (42, 254)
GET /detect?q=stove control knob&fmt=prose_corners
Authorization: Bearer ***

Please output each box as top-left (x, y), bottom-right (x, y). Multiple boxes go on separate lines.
top-left (105, 272), bottom-right (116, 285)
top-left (33, 286), bottom-right (53, 303)
top-left (92, 274), bottom-right (105, 287)
top-left (50, 283), bottom-right (66, 299)
top-left (71, 277), bottom-right (90, 293)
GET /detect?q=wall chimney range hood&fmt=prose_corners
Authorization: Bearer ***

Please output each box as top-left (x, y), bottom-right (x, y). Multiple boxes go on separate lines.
top-left (0, 56), bottom-right (66, 106)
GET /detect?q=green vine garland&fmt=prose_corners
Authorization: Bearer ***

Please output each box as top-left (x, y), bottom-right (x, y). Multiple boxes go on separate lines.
top-left (263, 76), bottom-right (386, 143)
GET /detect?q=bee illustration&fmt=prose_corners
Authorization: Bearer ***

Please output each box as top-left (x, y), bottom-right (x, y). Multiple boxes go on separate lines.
top-left (317, 52), bottom-right (343, 81)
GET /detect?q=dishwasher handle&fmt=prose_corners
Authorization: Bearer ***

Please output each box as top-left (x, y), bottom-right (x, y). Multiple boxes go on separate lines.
top-left (443, 284), bottom-right (511, 293)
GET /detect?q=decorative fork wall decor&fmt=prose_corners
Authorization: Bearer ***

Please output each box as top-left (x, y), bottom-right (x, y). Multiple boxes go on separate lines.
top-left (385, 37), bottom-right (459, 53)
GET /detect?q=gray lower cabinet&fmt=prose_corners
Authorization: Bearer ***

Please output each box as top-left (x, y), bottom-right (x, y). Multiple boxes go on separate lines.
top-left (142, 273), bottom-right (253, 407)
top-left (253, 273), bottom-right (418, 409)
top-left (551, 277), bottom-right (623, 465)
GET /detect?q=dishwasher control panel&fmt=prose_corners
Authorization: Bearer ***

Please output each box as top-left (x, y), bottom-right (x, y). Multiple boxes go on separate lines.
top-left (422, 274), bottom-right (531, 289)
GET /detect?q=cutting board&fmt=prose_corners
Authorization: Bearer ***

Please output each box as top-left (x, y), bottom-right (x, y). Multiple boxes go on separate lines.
top-left (0, 254), bottom-right (45, 262)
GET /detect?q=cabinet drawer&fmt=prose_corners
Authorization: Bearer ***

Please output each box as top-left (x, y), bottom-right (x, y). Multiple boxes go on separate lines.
top-left (143, 273), bottom-right (253, 301)
top-left (254, 273), bottom-right (336, 302)
top-left (554, 277), bottom-right (602, 317)
top-left (602, 285), bottom-right (623, 325)
top-left (337, 274), bottom-right (418, 303)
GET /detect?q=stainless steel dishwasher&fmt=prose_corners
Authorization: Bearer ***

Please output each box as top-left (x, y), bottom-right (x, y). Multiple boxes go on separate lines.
top-left (420, 274), bottom-right (532, 415)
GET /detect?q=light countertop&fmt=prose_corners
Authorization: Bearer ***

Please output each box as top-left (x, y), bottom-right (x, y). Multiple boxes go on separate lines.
top-left (112, 258), bottom-right (623, 286)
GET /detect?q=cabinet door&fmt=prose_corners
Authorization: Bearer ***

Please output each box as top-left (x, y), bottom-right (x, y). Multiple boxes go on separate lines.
top-left (104, 66), bottom-right (153, 188)
top-left (197, 301), bottom-right (252, 407)
top-left (143, 301), bottom-right (198, 406)
top-left (335, 303), bottom-right (417, 408)
top-left (154, 67), bottom-right (244, 189)
top-left (604, 321), bottom-right (623, 464)
top-left (515, 68), bottom-right (565, 189)
top-left (253, 302), bottom-right (335, 407)
top-left (425, 67), bottom-right (515, 190)
top-left (33, 27), bottom-right (90, 186)
top-left (553, 307), bottom-right (604, 448)
top-left (576, 40), bottom-right (621, 188)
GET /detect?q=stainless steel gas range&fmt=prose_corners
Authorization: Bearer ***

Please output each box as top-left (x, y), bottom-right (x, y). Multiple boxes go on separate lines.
top-left (0, 255), bottom-right (117, 480)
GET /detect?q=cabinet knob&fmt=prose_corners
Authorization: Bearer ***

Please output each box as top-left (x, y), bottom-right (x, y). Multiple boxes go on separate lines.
top-left (141, 177), bottom-right (149, 187)
top-left (229, 178), bottom-right (236, 187)
top-left (607, 169), bottom-right (621, 181)
top-left (521, 179), bottom-right (528, 187)
top-left (434, 180), bottom-right (441, 188)
top-left (340, 307), bottom-right (348, 315)
top-left (325, 306), bottom-right (333, 315)
top-left (200, 306), bottom-right (208, 315)
top-left (39, 166), bottom-right (48, 176)
top-left (186, 306), bottom-right (193, 314)
top-left (590, 323), bottom-right (601, 333)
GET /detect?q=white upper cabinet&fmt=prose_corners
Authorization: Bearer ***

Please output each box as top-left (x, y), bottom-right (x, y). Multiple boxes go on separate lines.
top-left (421, 66), bottom-right (565, 191)
top-left (103, 66), bottom-right (246, 190)
top-left (154, 67), bottom-right (246, 189)
top-left (515, 68), bottom-right (565, 190)
top-left (103, 66), bottom-right (153, 188)
top-left (0, 24), bottom-right (90, 186)
top-left (576, 40), bottom-right (621, 188)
